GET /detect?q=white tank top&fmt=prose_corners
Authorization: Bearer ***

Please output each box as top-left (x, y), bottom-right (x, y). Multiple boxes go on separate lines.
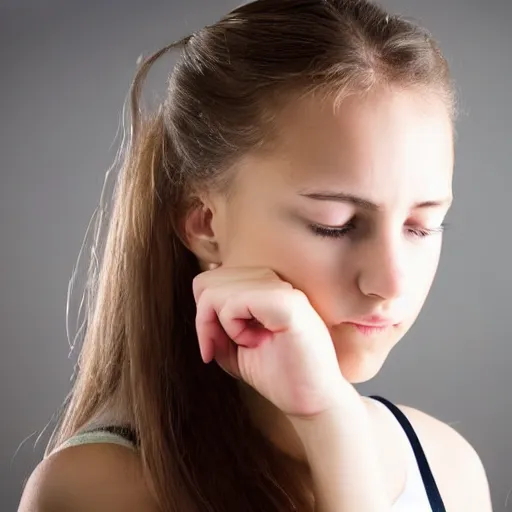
top-left (372, 399), bottom-right (433, 511)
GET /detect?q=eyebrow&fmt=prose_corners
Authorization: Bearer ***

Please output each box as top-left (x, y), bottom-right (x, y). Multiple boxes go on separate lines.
top-left (298, 190), bottom-right (453, 210)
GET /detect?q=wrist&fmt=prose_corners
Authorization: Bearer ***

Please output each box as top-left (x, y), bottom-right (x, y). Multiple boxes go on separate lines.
top-left (288, 398), bottom-right (390, 511)
top-left (288, 395), bottom-right (368, 455)
top-left (287, 380), bottom-right (363, 432)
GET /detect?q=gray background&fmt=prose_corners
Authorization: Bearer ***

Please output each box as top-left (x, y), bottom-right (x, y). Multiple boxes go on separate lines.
top-left (1, 0), bottom-right (510, 510)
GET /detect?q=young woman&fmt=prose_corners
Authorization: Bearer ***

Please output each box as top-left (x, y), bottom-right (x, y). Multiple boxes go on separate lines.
top-left (19, 0), bottom-right (492, 510)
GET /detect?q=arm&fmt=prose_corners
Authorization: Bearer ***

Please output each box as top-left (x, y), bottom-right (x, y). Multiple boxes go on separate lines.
top-left (18, 444), bottom-right (160, 512)
top-left (290, 398), bottom-right (391, 512)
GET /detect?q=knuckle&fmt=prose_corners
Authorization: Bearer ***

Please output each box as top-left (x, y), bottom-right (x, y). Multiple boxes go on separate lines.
top-left (290, 287), bottom-right (306, 299)
top-left (199, 286), bottom-right (216, 304)
top-left (288, 288), bottom-right (309, 307)
top-left (260, 269), bottom-right (293, 288)
top-left (263, 267), bottom-right (277, 278)
top-left (277, 280), bottom-right (294, 290)
top-left (192, 275), bottom-right (203, 298)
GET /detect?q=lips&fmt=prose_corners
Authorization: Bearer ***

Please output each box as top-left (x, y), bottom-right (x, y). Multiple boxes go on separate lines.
top-left (341, 315), bottom-right (400, 335)
top-left (344, 323), bottom-right (393, 335)
top-left (350, 314), bottom-right (399, 327)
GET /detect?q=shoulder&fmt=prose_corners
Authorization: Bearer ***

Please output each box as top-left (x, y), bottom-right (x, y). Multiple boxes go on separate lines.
top-left (398, 404), bottom-right (492, 511)
top-left (18, 443), bottom-right (159, 511)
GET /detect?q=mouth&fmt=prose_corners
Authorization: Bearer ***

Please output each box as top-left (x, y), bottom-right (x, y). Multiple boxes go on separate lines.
top-left (343, 322), bottom-right (399, 335)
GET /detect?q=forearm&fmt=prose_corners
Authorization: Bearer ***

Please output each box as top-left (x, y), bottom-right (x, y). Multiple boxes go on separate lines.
top-left (290, 398), bottom-right (390, 512)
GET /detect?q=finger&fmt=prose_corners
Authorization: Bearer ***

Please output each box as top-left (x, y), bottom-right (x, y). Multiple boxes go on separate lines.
top-left (218, 304), bottom-right (272, 349)
top-left (192, 264), bottom-right (222, 303)
top-left (195, 279), bottom-right (282, 319)
top-left (219, 288), bottom-right (302, 338)
top-left (195, 299), bottom-right (231, 363)
top-left (195, 300), bottom-right (241, 378)
top-left (213, 334), bottom-right (241, 380)
top-left (196, 287), bottom-right (273, 366)
top-left (215, 290), bottom-right (295, 349)
top-left (192, 272), bottom-right (209, 304)
top-left (192, 266), bottom-right (279, 304)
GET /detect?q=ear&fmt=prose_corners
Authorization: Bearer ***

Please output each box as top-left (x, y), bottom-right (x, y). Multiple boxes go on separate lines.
top-left (182, 200), bottom-right (222, 270)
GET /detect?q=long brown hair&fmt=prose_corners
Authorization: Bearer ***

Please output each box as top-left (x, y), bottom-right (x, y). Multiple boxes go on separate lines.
top-left (46, 0), bottom-right (456, 509)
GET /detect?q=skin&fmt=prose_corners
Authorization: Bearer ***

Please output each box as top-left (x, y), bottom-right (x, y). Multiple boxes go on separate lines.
top-left (193, 86), bottom-right (453, 464)
top-left (188, 86), bottom-right (490, 508)
top-left (19, 87), bottom-right (492, 511)
top-left (198, 86), bottom-right (454, 384)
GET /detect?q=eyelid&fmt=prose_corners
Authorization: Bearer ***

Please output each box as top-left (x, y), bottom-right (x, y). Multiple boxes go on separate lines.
top-left (298, 203), bottom-right (354, 224)
top-left (308, 221), bottom-right (355, 239)
top-left (407, 223), bottom-right (447, 235)
top-left (309, 221), bottom-right (447, 240)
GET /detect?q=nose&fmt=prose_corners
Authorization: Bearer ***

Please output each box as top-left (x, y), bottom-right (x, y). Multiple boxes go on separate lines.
top-left (356, 233), bottom-right (405, 301)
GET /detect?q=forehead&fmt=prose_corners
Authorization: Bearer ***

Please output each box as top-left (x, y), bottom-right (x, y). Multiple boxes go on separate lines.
top-left (235, 87), bottom-right (454, 205)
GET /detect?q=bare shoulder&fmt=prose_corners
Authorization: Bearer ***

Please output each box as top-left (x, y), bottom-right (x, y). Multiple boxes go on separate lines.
top-left (18, 444), bottom-right (159, 512)
top-left (398, 404), bottom-right (493, 511)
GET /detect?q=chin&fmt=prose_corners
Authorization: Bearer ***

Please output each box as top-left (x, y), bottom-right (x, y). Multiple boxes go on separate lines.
top-left (335, 352), bottom-right (386, 383)
top-left (340, 360), bottom-right (384, 384)
top-left (330, 325), bottom-right (404, 384)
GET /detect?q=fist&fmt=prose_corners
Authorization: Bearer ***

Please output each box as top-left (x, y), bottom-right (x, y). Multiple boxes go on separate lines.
top-left (192, 265), bottom-right (349, 419)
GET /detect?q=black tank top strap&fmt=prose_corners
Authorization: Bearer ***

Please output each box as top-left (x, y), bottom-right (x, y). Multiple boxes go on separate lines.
top-left (369, 395), bottom-right (446, 512)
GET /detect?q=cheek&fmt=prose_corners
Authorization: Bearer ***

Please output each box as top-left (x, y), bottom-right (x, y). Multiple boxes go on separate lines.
top-left (222, 213), bottom-right (349, 290)
top-left (406, 242), bottom-right (443, 306)
top-left (270, 237), bottom-right (354, 322)
top-left (223, 220), bottom-right (297, 265)
top-left (277, 248), bottom-right (353, 326)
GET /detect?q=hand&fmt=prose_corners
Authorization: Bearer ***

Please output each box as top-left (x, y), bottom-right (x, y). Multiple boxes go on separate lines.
top-left (192, 264), bottom-right (354, 419)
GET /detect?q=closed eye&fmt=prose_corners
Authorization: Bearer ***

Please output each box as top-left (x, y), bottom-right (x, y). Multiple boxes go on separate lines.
top-left (309, 222), bottom-right (447, 239)
top-left (308, 222), bottom-right (355, 239)
top-left (406, 224), bottom-right (447, 238)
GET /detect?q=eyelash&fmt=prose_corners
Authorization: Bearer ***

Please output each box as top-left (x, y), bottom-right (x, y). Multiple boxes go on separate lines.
top-left (309, 222), bottom-right (447, 239)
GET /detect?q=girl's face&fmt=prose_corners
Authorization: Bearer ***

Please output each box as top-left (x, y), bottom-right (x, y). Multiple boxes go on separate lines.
top-left (206, 87), bottom-right (454, 383)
